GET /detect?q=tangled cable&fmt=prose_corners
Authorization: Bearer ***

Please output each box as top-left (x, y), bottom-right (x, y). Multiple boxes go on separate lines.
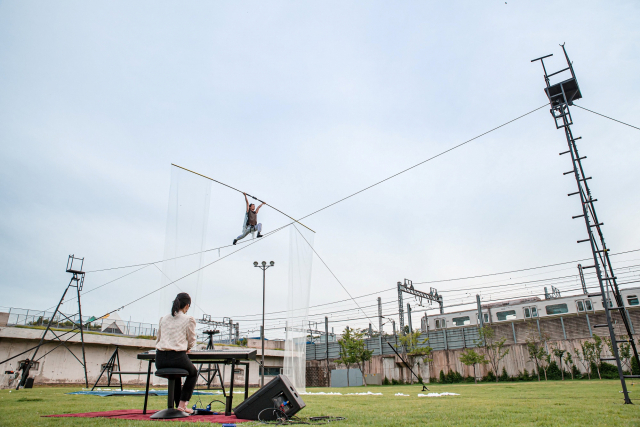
top-left (256, 406), bottom-right (346, 425)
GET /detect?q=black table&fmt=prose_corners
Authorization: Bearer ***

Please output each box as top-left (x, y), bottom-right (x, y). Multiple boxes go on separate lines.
top-left (137, 349), bottom-right (257, 416)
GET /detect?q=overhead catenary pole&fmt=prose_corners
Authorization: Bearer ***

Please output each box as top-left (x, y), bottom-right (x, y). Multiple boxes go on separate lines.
top-left (477, 294), bottom-right (485, 347)
top-left (578, 264), bottom-right (587, 294)
top-left (172, 163), bottom-right (315, 233)
top-left (377, 297), bottom-right (383, 355)
top-left (325, 316), bottom-right (330, 387)
top-left (397, 282), bottom-right (405, 334)
top-left (476, 295), bottom-right (484, 329)
top-left (397, 279), bottom-right (441, 334)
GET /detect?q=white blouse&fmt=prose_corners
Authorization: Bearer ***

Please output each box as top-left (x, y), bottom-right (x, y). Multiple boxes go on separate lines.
top-left (155, 312), bottom-right (197, 352)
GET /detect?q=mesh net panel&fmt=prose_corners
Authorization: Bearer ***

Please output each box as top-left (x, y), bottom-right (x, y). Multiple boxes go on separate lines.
top-left (283, 225), bottom-right (315, 393)
top-left (158, 166), bottom-right (211, 320)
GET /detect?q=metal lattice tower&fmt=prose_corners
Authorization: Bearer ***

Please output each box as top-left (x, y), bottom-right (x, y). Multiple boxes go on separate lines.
top-left (533, 45), bottom-right (640, 404)
top-left (18, 255), bottom-right (88, 389)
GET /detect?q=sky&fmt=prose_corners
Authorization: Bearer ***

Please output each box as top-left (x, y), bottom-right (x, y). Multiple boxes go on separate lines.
top-left (1, 1), bottom-right (639, 339)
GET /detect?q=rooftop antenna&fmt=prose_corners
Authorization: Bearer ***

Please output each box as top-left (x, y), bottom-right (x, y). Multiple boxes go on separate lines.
top-left (532, 45), bottom-right (639, 404)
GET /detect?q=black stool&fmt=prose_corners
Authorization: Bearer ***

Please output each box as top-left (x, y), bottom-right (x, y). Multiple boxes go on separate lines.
top-left (151, 368), bottom-right (190, 419)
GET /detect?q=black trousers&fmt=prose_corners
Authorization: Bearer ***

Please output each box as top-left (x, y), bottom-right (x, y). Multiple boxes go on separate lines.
top-left (155, 350), bottom-right (198, 405)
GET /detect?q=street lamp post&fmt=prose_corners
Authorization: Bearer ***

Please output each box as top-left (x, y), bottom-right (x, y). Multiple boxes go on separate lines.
top-left (254, 260), bottom-right (274, 388)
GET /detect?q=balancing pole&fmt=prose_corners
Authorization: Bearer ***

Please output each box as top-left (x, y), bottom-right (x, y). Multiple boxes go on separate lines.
top-left (171, 163), bottom-right (315, 233)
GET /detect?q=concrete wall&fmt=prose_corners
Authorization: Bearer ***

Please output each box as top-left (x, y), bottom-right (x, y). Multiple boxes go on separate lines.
top-left (310, 336), bottom-right (630, 385)
top-left (0, 313), bottom-right (9, 327)
top-left (247, 339), bottom-right (285, 350)
top-left (306, 309), bottom-right (640, 384)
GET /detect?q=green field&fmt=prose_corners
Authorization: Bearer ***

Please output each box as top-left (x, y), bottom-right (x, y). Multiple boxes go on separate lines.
top-left (1, 381), bottom-right (639, 426)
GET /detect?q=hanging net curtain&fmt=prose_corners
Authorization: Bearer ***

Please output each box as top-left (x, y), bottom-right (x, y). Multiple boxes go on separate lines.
top-left (158, 166), bottom-right (211, 320)
top-left (157, 165), bottom-right (314, 391)
top-left (283, 225), bottom-right (315, 393)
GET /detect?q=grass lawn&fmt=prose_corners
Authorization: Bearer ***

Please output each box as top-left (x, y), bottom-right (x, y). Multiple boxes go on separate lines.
top-left (1, 380), bottom-right (639, 426)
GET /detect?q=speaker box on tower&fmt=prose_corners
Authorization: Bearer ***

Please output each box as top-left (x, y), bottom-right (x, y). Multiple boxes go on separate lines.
top-left (233, 374), bottom-right (305, 421)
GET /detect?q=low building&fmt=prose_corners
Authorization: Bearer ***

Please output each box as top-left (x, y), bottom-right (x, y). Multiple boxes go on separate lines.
top-left (0, 321), bottom-right (285, 389)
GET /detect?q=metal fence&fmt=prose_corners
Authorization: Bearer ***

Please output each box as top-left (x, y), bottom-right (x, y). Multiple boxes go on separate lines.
top-left (305, 310), bottom-right (640, 360)
top-left (306, 327), bottom-right (482, 360)
top-left (0, 306), bottom-right (158, 338)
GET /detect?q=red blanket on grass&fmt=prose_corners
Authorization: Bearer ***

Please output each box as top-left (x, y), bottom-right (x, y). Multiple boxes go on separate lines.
top-left (44, 409), bottom-right (249, 423)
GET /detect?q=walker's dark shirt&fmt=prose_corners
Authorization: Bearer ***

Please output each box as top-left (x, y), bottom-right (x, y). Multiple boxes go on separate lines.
top-left (247, 210), bottom-right (257, 226)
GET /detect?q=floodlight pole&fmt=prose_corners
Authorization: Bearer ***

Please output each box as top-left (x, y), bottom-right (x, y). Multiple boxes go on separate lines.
top-left (254, 260), bottom-right (275, 388)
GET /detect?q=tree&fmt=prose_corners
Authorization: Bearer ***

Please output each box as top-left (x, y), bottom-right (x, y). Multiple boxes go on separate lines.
top-left (593, 335), bottom-right (603, 380)
top-left (336, 327), bottom-right (356, 386)
top-left (619, 340), bottom-right (632, 372)
top-left (397, 329), bottom-right (432, 383)
top-left (459, 348), bottom-right (488, 383)
top-left (476, 326), bottom-right (509, 382)
top-left (542, 353), bottom-right (553, 381)
top-left (564, 351), bottom-right (575, 380)
top-left (576, 340), bottom-right (595, 379)
top-left (348, 328), bottom-right (374, 385)
top-left (604, 335), bottom-right (632, 372)
top-left (551, 346), bottom-right (567, 380)
top-left (525, 326), bottom-right (548, 381)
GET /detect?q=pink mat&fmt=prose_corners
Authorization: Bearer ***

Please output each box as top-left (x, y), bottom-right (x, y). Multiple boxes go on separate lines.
top-left (44, 409), bottom-right (250, 423)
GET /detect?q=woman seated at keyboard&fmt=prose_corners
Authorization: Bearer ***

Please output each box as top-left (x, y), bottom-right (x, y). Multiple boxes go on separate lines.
top-left (156, 292), bottom-right (198, 413)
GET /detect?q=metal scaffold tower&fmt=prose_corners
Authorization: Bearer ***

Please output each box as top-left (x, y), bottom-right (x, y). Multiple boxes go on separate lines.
top-left (532, 45), bottom-right (640, 404)
top-left (18, 255), bottom-right (89, 389)
top-left (397, 279), bottom-right (442, 334)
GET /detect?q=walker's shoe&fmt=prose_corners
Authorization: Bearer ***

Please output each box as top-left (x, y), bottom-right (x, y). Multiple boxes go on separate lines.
top-left (257, 233), bottom-right (263, 238)
top-left (233, 239), bottom-right (237, 245)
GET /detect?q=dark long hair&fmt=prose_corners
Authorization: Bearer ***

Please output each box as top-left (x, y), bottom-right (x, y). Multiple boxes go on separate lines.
top-left (171, 292), bottom-right (191, 316)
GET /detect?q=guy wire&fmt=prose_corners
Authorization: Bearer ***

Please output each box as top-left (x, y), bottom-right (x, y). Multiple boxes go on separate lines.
top-left (171, 163), bottom-right (315, 234)
top-left (88, 103), bottom-right (547, 274)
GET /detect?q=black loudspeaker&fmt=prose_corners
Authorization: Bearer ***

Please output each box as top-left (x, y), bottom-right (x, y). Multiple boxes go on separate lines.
top-left (233, 374), bottom-right (305, 421)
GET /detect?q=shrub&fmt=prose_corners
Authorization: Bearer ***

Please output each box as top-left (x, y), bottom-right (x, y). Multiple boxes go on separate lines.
top-left (439, 370), bottom-right (447, 384)
top-left (383, 376), bottom-right (391, 385)
top-left (500, 367), bottom-right (509, 382)
top-left (515, 370), bottom-right (528, 381)
top-left (571, 365), bottom-right (582, 380)
top-left (484, 371), bottom-right (496, 382)
top-left (417, 375), bottom-right (423, 384)
top-left (546, 361), bottom-right (562, 380)
top-left (632, 356), bottom-right (640, 376)
top-left (391, 378), bottom-right (399, 385)
top-left (598, 362), bottom-right (619, 379)
top-left (446, 370), bottom-right (461, 383)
